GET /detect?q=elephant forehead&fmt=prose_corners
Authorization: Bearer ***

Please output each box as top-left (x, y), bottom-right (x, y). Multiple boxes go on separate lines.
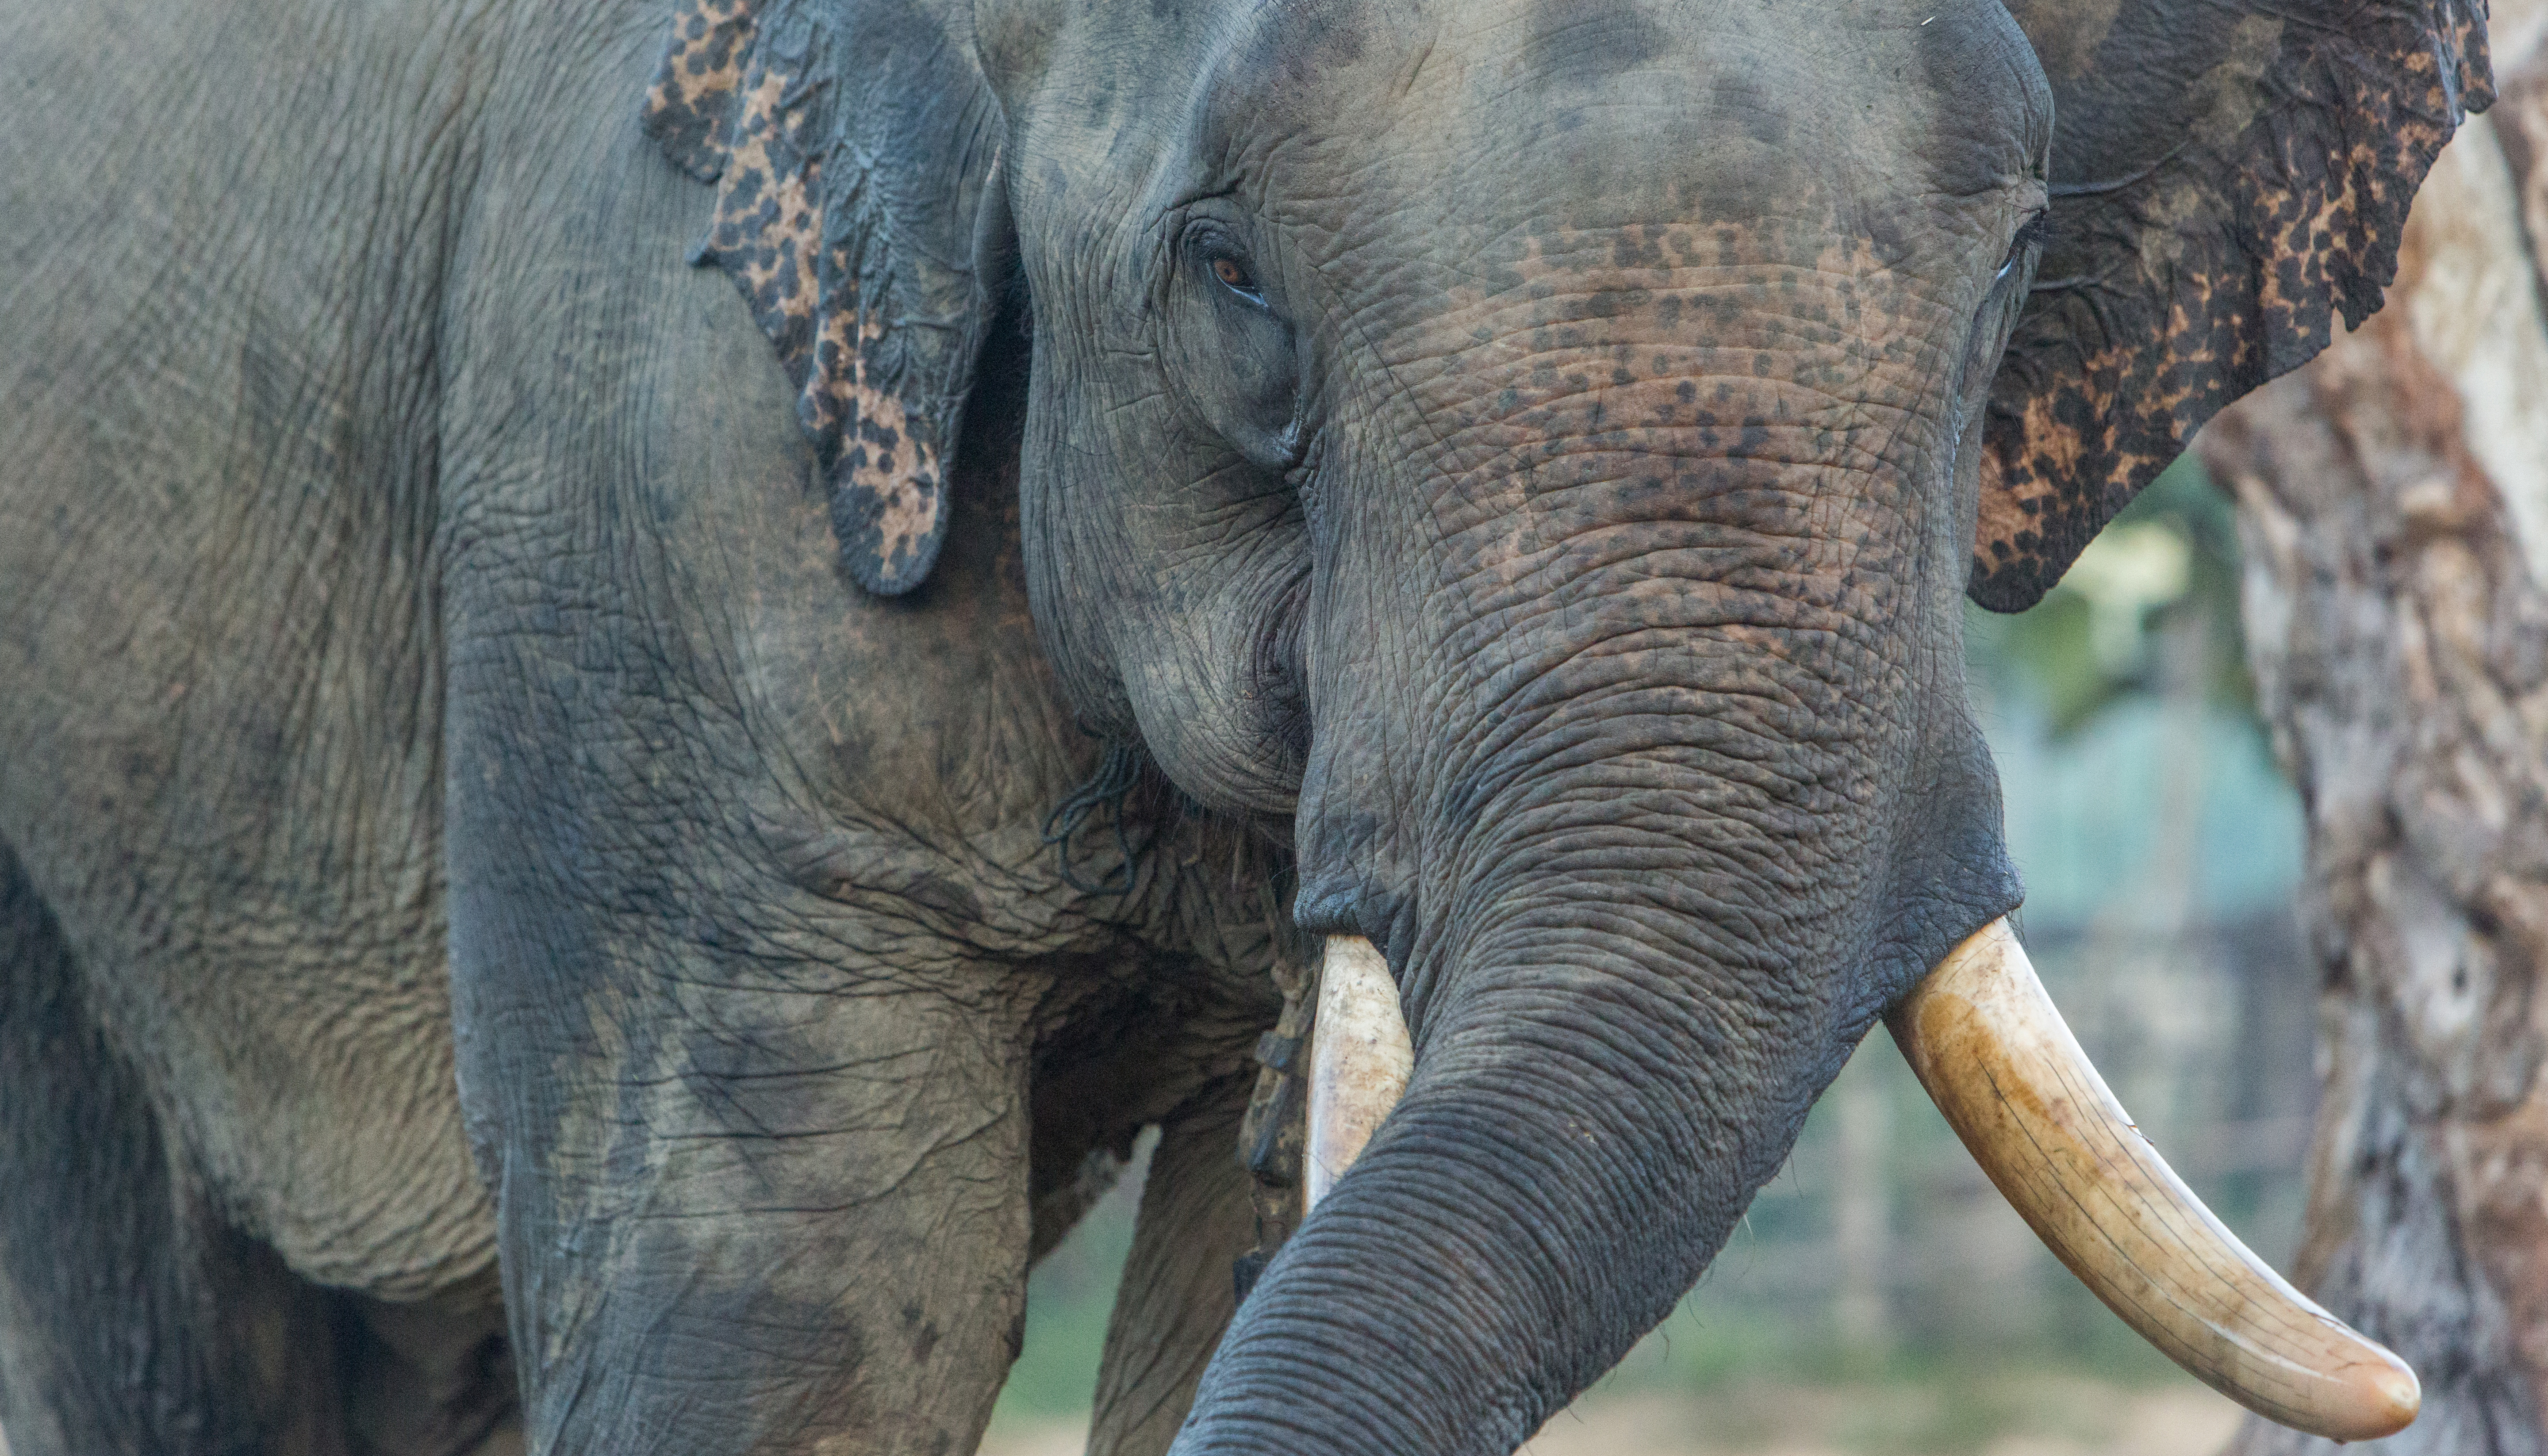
top-left (1206, 0), bottom-right (2042, 225)
top-left (1335, 223), bottom-right (1967, 450)
top-left (1312, 236), bottom-right (1956, 625)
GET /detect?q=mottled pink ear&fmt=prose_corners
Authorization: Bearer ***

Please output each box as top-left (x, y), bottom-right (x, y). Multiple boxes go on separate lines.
top-left (645, 0), bottom-right (1006, 595)
top-left (1970, 0), bottom-right (2490, 612)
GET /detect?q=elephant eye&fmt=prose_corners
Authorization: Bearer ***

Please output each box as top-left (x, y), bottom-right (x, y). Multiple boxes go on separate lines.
top-left (1208, 252), bottom-right (1267, 307)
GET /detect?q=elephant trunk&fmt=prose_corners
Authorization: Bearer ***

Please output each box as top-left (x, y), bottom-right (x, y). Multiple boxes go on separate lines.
top-left (1191, 283), bottom-right (2018, 1448)
top-left (1179, 862), bottom-right (1871, 1456)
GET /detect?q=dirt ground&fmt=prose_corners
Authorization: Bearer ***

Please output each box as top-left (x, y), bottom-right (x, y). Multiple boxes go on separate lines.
top-left (0, 1374), bottom-right (2237, 1456)
top-left (980, 1377), bottom-right (2245, 1456)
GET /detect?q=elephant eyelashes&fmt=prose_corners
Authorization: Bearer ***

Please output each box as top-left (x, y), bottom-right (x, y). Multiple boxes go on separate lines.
top-left (2004, 210), bottom-right (2053, 269)
top-left (1208, 252), bottom-right (1268, 307)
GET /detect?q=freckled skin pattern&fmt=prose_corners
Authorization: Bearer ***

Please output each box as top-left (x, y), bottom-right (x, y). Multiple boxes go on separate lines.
top-left (0, 0), bottom-right (2483, 1452)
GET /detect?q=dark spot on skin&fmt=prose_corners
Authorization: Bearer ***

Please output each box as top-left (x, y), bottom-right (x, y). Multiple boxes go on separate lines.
top-left (1710, 72), bottom-right (1787, 146)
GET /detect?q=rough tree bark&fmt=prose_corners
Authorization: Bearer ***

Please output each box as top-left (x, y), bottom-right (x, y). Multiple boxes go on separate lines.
top-left (2202, 21), bottom-right (2548, 1453)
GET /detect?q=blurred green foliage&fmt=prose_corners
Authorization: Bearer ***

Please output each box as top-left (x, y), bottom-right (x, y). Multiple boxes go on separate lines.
top-left (1966, 454), bottom-right (2252, 737)
top-left (993, 1138), bottom-right (1150, 1422)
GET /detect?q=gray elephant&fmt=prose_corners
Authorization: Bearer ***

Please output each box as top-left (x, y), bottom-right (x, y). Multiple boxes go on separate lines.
top-left (0, 0), bottom-right (2490, 1449)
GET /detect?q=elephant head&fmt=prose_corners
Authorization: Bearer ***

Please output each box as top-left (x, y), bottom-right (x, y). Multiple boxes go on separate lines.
top-left (645, 0), bottom-right (2486, 1449)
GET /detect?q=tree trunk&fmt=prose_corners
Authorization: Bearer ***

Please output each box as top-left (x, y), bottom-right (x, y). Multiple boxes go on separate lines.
top-left (2201, 26), bottom-right (2548, 1453)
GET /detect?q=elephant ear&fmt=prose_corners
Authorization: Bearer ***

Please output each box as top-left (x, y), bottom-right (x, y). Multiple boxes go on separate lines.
top-left (645, 0), bottom-right (1006, 594)
top-left (1969, 0), bottom-right (2493, 611)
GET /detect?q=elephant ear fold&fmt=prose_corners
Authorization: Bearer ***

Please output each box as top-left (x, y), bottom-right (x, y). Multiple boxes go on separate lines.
top-left (1969, 0), bottom-right (2492, 611)
top-left (645, 0), bottom-right (1008, 595)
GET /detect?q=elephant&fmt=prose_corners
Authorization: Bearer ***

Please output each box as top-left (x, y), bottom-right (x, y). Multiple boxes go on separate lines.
top-left (0, 0), bottom-right (2493, 1448)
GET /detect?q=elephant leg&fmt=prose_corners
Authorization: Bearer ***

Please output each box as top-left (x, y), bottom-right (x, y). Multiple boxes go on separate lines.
top-left (0, 838), bottom-right (351, 1456)
top-left (464, 949), bottom-right (1038, 1456)
top-left (1086, 1077), bottom-right (1259, 1456)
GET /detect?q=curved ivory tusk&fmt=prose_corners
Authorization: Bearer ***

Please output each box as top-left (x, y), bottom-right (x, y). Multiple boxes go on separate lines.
top-left (1891, 918), bottom-right (2418, 1442)
top-left (1305, 936), bottom-right (1414, 1209)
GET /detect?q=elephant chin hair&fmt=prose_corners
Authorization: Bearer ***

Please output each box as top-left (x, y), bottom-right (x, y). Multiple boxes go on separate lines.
top-left (1301, 920), bottom-right (2423, 1446)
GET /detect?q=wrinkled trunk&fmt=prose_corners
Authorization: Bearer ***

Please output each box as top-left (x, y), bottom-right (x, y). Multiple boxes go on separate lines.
top-left (1194, 877), bottom-right (1896, 1456)
top-left (1188, 238), bottom-right (2012, 1441)
top-left (2202, 31), bottom-right (2548, 1453)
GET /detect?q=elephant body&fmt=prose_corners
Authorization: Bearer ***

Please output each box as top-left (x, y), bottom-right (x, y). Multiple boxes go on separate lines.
top-left (0, 0), bottom-right (2488, 1450)
top-left (0, 3), bottom-right (1279, 1450)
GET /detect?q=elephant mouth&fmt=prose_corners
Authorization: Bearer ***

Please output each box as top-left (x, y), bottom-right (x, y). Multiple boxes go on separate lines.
top-left (1301, 921), bottom-right (2422, 1446)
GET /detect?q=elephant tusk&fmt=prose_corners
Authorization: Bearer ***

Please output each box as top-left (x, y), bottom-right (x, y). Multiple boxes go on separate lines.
top-left (1304, 935), bottom-right (1414, 1209)
top-left (1889, 918), bottom-right (2419, 1443)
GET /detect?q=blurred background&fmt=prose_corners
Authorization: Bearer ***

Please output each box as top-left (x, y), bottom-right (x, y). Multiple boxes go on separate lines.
top-left (983, 454), bottom-right (2306, 1456)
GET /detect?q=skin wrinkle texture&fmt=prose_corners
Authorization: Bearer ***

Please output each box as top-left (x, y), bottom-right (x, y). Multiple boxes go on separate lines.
top-left (4, 0), bottom-right (1283, 1451)
top-left (0, 0), bottom-right (2487, 1451)
top-left (989, 5), bottom-right (2046, 1453)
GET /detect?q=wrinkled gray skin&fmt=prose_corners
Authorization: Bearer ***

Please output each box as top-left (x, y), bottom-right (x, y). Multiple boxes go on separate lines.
top-left (0, 0), bottom-right (2474, 1450)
